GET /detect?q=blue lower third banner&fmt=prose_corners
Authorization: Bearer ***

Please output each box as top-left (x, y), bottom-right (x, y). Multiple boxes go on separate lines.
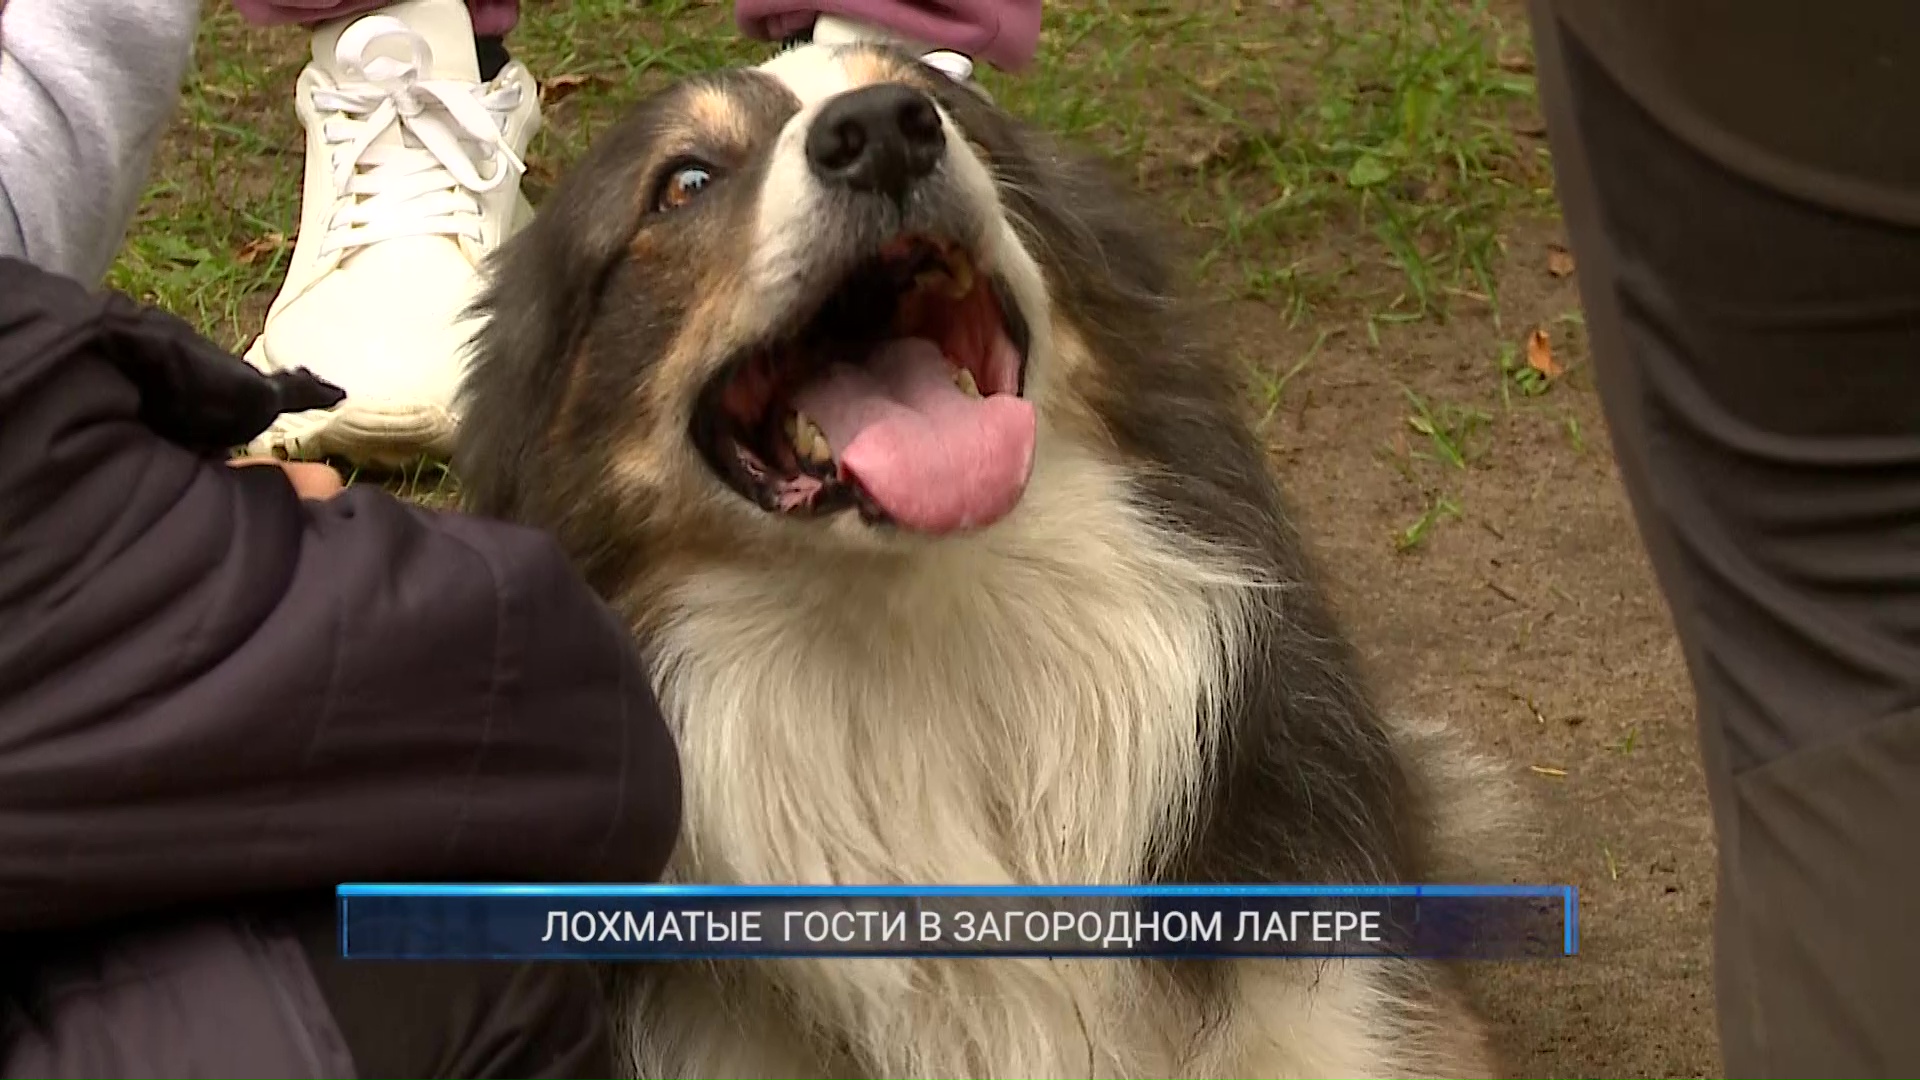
top-left (337, 885), bottom-right (1577, 961)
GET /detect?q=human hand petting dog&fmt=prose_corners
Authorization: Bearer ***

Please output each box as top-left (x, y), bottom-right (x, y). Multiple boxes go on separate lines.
top-left (228, 457), bottom-right (346, 500)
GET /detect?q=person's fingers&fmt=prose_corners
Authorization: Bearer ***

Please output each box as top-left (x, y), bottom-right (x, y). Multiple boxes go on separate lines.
top-left (227, 457), bottom-right (346, 500)
top-left (282, 461), bottom-right (346, 500)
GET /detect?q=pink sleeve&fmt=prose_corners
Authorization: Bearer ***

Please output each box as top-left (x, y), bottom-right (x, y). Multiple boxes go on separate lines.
top-left (736, 0), bottom-right (1043, 72)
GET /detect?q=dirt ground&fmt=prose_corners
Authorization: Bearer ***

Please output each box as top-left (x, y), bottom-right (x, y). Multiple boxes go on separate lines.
top-left (1260, 227), bottom-right (1721, 1078)
top-left (117, 0), bottom-right (1722, 1075)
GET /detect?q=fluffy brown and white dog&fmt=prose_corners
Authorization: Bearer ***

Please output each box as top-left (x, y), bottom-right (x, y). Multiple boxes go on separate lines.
top-left (457, 40), bottom-right (1512, 1080)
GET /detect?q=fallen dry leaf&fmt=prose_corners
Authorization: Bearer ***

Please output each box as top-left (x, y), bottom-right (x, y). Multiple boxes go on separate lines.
top-left (1525, 327), bottom-right (1562, 378)
top-left (1498, 55), bottom-right (1535, 74)
top-left (539, 73), bottom-right (596, 106)
top-left (1529, 765), bottom-right (1568, 778)
top-left (1546, 244), bottom-right (1575, 278)
top-left (1181, 130), bottom-right (1239, 173)
top-left (234, 232), bottom-right (286, 266)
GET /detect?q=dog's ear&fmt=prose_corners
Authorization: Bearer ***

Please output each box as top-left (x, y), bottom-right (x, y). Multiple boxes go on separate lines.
top-left (455, 121), bottom-right (658, 520)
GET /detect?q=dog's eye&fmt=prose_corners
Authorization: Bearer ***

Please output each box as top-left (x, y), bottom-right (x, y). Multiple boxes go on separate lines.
top-left (656, 162), bottom-right (716, 213)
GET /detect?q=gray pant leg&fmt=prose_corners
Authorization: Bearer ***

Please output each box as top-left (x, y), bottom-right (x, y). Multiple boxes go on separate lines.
top-left (1532, 6), bottom-right (1920, 1075)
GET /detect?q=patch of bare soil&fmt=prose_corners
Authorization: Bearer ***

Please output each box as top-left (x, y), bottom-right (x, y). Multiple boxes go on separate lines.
top-left (1219, 216), bottom-right (1719, 1077)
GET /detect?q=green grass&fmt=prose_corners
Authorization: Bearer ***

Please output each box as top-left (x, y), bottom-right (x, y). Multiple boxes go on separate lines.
top-left (1248, 328), bottom-right (1330, 431)
top-left (1394, 493), bottom-right (1462, 553)
top-left (108, 0), bottom-right (1563, 544)
top-left (1373, 386), bottom-right (1493, 554)
top-left (1611, 726), bottom-right (1641, 755)
top-left (1497, 339), bottom-right (1553, 404)
top-left (1564, 414), bottom-right (1586, 453)
top-left (114, 0), bottom-right (1546, 338)
top-left (1133, 0), bottom-right (1548, 321)
top-left (1402, 388), bottom-right (1492, 471)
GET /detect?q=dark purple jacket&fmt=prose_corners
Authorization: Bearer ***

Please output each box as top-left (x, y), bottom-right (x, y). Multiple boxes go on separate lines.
top-left (0, 257), bottom-right (681, 1074)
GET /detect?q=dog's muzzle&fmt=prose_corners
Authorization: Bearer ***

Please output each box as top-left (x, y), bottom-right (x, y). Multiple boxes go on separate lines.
top-left (693, 83), bottom-right (1036, 537)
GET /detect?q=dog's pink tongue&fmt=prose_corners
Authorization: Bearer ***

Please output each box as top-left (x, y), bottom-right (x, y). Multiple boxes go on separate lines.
top-left (792, 338), bottom-right (1035, 534)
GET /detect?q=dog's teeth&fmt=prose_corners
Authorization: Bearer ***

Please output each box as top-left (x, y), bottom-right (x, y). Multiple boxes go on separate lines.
top-left (953, 367), bottom-right (981, 397)
top-left (792, 412), bottom-right (832, 465)
top-left (946, 251), bottom-right (975, 298)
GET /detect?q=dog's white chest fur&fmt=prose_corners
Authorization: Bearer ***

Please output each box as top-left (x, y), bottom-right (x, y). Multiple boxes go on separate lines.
top-left (627, 441), bottom-right (1324, 1077)
top-left (648, 438), bottom-right (1239, 892)
top-left (621, 441), bottom-right (1406, 1079)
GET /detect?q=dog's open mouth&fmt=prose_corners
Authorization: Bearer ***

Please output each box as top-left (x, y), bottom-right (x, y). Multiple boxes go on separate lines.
top-left (693, 234), bottom-right (1035, 535)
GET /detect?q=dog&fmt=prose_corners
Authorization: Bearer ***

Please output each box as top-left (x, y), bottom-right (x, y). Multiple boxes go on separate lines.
top-left (457, 39), bottom-right (1513, 1080)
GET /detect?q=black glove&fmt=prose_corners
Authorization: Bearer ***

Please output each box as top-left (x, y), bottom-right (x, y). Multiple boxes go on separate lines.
top-left (0, 257), bottom-right (344, 457)
top-left (93, 291), bottom-right (345, 456)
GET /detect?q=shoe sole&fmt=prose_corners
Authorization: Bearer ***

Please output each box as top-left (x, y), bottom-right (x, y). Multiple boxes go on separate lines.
top-left (242, 335), bottom-right (460, 466)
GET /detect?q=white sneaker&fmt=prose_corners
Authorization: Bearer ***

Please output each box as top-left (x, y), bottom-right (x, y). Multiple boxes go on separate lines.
top-left (243, 0), bottom-right (540, 465)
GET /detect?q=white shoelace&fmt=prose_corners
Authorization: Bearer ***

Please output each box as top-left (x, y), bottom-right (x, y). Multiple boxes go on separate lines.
top-left (312, 15), bottom-right (526, 257)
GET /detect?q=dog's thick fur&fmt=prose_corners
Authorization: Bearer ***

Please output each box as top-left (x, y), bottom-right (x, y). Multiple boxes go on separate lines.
top-left (458, 42), bottom-right (1512, 1079)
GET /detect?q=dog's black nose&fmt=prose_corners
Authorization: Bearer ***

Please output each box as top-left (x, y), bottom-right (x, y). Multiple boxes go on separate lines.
top-left (806, 84), bottom-right (946, 198)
